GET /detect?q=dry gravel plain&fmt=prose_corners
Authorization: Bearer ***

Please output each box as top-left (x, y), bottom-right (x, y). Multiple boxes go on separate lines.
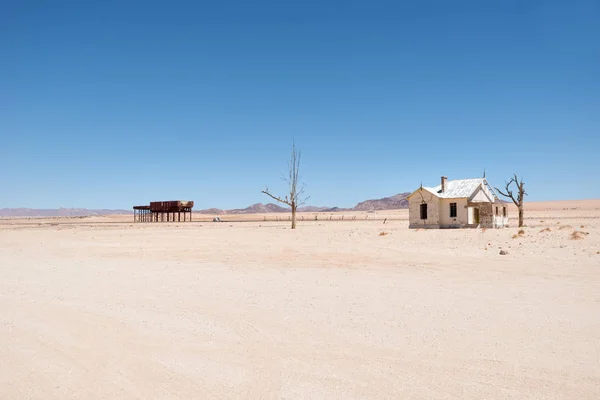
top-left (1, 201), bottom-right (599, 399)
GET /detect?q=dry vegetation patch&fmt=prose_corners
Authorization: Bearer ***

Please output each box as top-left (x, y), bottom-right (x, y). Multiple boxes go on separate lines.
top-left (379, 231), bottom-right (389, 236)
top-left (570, 230), bottom-right (589, 240)
top-left (512, 229), bottom-right (526, 239)
top-left (540, 228), bottom-right (552, 233)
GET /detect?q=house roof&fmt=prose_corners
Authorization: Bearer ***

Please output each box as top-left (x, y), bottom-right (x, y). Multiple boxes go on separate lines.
top-left (406, 177), bottom-right (499, 201)
top-left (425, 178), bottom-right (486, 198)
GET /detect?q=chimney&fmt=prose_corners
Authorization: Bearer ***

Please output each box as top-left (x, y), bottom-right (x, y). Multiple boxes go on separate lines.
top-left (441, 176), bottom-right (448, 193)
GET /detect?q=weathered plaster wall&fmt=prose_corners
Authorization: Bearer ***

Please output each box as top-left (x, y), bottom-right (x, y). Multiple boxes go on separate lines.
top-left (408, 189), bottom-right (440, 228)
top-left (438, 198), bottom-right (469, 227)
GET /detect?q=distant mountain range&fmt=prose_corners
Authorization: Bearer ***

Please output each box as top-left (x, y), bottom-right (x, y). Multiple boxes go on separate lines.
top-left (0, 208), bottom-right (131, 217)
top-left (0, 193), bottom-right (412, 217)
top-left (196, 192), bottom-right (412, 214)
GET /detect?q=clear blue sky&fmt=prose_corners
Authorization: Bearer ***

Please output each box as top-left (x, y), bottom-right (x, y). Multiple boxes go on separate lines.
top-left (2, 0), bottom-right (599, 209)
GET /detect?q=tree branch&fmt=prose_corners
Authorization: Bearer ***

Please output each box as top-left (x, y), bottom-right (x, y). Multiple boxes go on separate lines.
top-left (261, 189), bottom-right (292, 206)
top-left (495, 186), bottom-right (518, 207)
top-left (495, 173), bottom-right (527, 208)
top-left (297, 195), bottom-right (310, 207)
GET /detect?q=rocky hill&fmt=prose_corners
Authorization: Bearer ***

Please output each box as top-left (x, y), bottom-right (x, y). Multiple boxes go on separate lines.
top-left (297, 206), bottom-right (334, 212)
top-left (227, 203), bottom-right (290, 214)
top-left (352, 193), bottom-right (411, 211)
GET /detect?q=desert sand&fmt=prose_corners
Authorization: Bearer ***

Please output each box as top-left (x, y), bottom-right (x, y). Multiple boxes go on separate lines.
top-left (1, 200), bottom-right (599, 399)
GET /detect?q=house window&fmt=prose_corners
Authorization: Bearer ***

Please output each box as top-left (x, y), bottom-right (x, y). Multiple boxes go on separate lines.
top-left (503, 207), bottom-right (506, 217)
top-left (449, 203), bottom-right (457, 218)
top-left (495, 206), bottom-right (498, 216)
top-left (420, 203), bottom-right (428, 220)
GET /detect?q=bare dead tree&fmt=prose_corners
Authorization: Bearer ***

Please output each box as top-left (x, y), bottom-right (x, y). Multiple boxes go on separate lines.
top-left (495, 174), bottom-right (527, 227)
top-left (261, 141), bottom-right (309, 229)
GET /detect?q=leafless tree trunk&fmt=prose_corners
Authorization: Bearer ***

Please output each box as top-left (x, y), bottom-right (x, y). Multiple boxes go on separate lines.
top-left (495, 174), bottom-right (527, 227)
top-left (261, 141), bottom-right (309, 229)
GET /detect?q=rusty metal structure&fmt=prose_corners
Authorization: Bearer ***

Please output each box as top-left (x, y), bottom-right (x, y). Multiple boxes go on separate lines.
top-left (133, 201), bottom-right (194, 223)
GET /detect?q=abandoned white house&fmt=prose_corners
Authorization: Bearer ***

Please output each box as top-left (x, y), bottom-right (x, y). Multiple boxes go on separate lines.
top-left (406, 176), bottom-right (509, 229)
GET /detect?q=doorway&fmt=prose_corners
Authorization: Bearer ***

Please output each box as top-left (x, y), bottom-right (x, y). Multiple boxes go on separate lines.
top-left (473, 208), bottom-right (480, 224)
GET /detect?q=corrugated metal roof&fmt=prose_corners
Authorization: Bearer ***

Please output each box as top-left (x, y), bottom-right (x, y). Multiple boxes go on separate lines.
top-left (424, 178), bottom-right (485, 199)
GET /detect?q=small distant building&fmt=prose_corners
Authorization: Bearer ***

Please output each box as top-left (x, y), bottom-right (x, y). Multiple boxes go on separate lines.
top-left (406, 176), bottom-right (508, 229)
top-left (133, 200), bottom-right (194, 223)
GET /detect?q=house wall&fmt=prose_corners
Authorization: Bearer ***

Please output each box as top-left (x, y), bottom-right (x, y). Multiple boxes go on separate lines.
top-left (492, 204), bottom-right (509, 227)
top-left (493, 214), bottom-right (509, 228)
top-left (438, 198), bottom-right (469, 227)
top-left (477, 202), bottom-right (494, 228)
top-left (408, 189), bottom-right (440, 228)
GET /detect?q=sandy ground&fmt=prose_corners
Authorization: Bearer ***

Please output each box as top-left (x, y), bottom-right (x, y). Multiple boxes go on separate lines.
top-left (1, 200), bottom-right (599, 399)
